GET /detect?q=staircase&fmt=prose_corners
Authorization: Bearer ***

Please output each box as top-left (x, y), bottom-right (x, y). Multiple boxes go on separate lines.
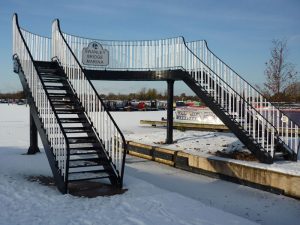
top-left (13, 14), bottom-right (126, 194)
top-left (37, 61), bottom-right (120, 184)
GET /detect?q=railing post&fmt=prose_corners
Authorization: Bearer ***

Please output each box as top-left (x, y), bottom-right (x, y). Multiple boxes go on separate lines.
top-left (166, 80), bottom-right (174, 144)
top-left (27, 112), bottom-right (40, 154)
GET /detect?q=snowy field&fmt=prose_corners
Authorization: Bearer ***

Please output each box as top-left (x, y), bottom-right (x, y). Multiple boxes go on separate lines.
top-left (0, 104), bottom-right (300, 225)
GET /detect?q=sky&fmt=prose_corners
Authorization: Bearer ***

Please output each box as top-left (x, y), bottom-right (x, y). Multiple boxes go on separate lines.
top-left (0, 0), bottom-right (299, 95)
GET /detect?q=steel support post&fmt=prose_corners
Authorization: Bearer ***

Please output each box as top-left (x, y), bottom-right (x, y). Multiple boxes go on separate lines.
top-left (27, 113), bottom-right (40, 154)
top-left (166, 80), bottom-right (174, 144)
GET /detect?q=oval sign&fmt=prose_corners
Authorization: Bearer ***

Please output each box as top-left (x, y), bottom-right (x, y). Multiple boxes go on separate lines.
top-left (82, 42), bottom-right (109, 66)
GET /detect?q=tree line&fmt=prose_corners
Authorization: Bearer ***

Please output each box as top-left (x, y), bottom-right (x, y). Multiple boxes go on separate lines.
top-left (100, 88), bottom-right (200, 101)
top-left (0, 89), bottom-right (200, 102)
top-left (0, 91), bottom-right (25, 99)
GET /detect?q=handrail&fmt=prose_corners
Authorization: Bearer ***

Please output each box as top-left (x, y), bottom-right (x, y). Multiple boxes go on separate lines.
top-left (52, 19), bottom-right (127, 182)
top-left (188, 40), bottom-right (300, 127)
top-left (186, 40), bottom-right (299, 156)
top-left (13, 13), bottom-right (70, 183)
top-left (18, 27), bottom-right (51, 62)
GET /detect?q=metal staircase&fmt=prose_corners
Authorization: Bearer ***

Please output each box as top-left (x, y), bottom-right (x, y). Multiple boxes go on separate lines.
top-left (13, 14), bottom-right (126, 194)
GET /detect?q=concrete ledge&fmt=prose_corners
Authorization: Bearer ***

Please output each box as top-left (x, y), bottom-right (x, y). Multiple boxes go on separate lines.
top-left (127, 141), bottom-right (300, 199)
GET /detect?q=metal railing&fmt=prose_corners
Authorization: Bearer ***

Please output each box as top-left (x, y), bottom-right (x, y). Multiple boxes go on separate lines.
top-left (58, 34), bottom-right (185, 71)
top-left (13, 14), bottom-right (69, 181)
top-left (52, 20), bottom-right (126, 181)
top-left (187, 40), bottom-right (299, 156)
top-left (59, 33), bottom-right (280, 157)
top-left (20, 28), bottom-right (51, 62)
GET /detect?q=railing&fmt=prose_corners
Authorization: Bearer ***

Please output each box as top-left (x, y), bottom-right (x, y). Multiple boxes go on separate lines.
top-left (13, 14), bottom-right (69, 181)
top-left (187, 40), bottom-right (299, 156)
top-left (59, 34), bottom-right (185, 71)
top-left (59, 33), bottom-right (279, 157)
top-left (52, 20), bottom-right (126, 181)
top-left (18, 27), bottom-right (51, 62)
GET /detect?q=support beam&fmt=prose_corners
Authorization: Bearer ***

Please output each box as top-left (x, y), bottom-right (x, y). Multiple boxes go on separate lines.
top-left (166, 80), bottom-right (174, 144)
top-left (27, 113), bottom-right (40, 154)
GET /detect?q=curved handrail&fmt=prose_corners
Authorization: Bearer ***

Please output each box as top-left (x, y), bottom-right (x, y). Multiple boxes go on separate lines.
top-left (13, 13), bottom-right (70, 184)
top-left (189, 39), bottom-right (300, 127)
top-left (53, 19), bottom-right (127, 182)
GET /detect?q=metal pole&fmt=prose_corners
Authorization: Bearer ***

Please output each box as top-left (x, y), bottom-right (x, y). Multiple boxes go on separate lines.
top-left (27, 113), bottom-right (40, 154)
top-left (166, 80), bottom-right (174, 144)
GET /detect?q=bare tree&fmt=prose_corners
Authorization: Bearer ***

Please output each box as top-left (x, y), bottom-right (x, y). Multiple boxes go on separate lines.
top-left (261, 39), bottom-right (298, 101)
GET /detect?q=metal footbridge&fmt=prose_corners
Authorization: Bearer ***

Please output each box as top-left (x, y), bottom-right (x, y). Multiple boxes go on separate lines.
top-left (12, 14), bottom-right (299, 193)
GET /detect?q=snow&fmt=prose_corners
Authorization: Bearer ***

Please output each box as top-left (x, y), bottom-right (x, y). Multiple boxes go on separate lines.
top-left (111, 111), bottom-right (300, 176)
top-left (0, 104), bottom-right (300, 225)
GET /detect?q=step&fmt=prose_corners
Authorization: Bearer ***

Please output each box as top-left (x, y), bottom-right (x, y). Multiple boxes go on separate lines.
top-left (45, 85), bottom-right (69, 90)
top-left (69, 154), bottom-right (98, 160)
top-left (40, 74), bottom-right (65, 79)
top-left (52, 102), bottom-right (76, 106)
top-left (69, 161), bottom-right (102, 168)
top-left (274, 151), bottom-right (289, 158)
top-left (48, 93), bottom-right (73, 97)
top-left (69, 151), bottom-right (98, 156)
top-left (64, 127), bottom-right (92, 133)
top-left (51, 100), bottom-right (75, 104)
top-left (35, 61), bottom-right (57, 68)
top-left (55, 109), bottom-right (83, 114)
top-left (68, 137), bottom-right (98, 144)
top-left (59, 118), bottom-right (87, 123)
top-left (69, 146), bottom-right (101, 151)
top-left (68, 170), bottom-right (110, 182)
top-left (38, 68), bottom-right (58, 74)
top-left (42, 76), bottom-right (68, 84)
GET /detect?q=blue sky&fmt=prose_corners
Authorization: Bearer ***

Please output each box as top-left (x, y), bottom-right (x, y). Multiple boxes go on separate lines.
top-left (1, 0), bottom-right (299, 95)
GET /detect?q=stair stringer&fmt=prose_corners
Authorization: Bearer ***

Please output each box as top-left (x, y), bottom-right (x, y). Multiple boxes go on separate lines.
top-left (13, 57), bottom-right (68, 193)
top-left (183, 74), bottom-right (274, 164)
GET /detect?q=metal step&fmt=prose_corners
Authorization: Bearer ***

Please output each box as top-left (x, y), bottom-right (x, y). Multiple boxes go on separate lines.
top-left (59, 118), bottom-right (87, 123)
top-left (48, 93), bottom-right (72, 97)
top-left (64, 127), bottom-right (92, 133)
top-left (69, 151), bottom-right (98, 156)
top-left (68, 137), bottom-right (98, 144)
top-left (51, 99), bottom-right (75, 103)
top-left (69, 160), bottom-right (102, 168)
top-left (38, 68), bottom-right (58, 74)
top-left (68, 170), bottom-right (110, 182)
top-left (45, 85), bottom-right (69, 90)
top-left (69, 146), bottom-right (101, 151)
top-left (55, 109), bottom-right (83, 114)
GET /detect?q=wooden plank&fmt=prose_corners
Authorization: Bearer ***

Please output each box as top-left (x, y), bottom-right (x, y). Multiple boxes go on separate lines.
top-left (140, 120), bottom-right (229, 132)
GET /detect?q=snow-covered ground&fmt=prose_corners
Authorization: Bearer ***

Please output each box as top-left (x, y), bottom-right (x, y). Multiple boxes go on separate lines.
top-left (0, 104), bottom-right (299, 225)
top-left (111, 111), bottom-right (300, 176)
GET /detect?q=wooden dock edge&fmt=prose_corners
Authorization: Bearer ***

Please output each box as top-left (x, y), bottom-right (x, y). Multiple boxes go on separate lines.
top-left (140, 120), bottom-right (229, 132)
top-left (127, 141), bottom-right (300, 199)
